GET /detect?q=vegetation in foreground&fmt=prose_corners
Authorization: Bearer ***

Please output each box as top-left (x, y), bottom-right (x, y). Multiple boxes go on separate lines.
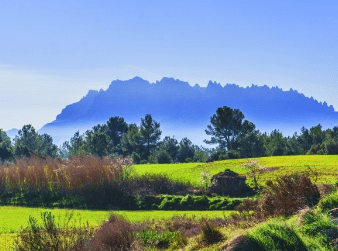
top-left (2, 145), bottom-right (338, 249)
top-left (4, 168), bottom-right (338, 250)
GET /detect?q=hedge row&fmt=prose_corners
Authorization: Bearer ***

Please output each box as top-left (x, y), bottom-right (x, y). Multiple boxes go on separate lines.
top-left (0, 190), bottom-right (243, 210)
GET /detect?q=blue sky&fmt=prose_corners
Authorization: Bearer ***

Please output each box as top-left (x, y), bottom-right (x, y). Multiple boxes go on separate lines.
top-left (1, 0), bottom-right (338, 130)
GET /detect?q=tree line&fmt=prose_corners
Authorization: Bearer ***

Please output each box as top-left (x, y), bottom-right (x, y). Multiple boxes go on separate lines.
top-left (1, 106), bottom-right (338, 163)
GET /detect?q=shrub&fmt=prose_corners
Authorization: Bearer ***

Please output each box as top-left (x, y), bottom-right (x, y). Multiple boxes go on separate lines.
top-left (14, 211), bottom-right (95, 251)
top-left (238, 173), bottom-right (320, 218)
top-left (199, 220), bottom-right (224, 245)
top-left (248, 220), bottom-right (307, 251)
top-left (157, 150), bottom-right (172, 164)
top-left (297, 210), bottom-right (335, 237)
top-left (258, 173), bottom-right (320, 217)
top-left (165, 215), bottom-right (201, 238)
top-left (137, 230), bottom-right (181, 249)
top-left (199, 169), bottom-right (211, 190)
top-left (89, 214), bottom-right (134, 251)
top-left (131, 152), bottom-right (141, 164)
top-left (225, 150), bottom-right (240, 159)
top-left (242, 160), bottom-right (263, 189)
top-left (140, 159), bottom-right (147, 164)
top-left (318, 191), bottom-right (338, 211)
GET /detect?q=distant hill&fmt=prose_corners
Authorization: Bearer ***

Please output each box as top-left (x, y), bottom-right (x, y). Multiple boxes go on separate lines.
top-left (5, 128), bottom-right (19, 141)
top-left (39, 77), bottom-right (338, 146)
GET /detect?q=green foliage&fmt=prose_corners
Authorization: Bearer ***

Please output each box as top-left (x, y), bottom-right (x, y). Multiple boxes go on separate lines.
top-left (318, 191), bottom-right (338, 211)
top-left (147, 154), bottom-right (157, 164)
top-left (136, 229), bottom-right (182, 248)
top-left (14, 211), bottom-right (95, 251)
top-left (298, 211), bottom-right (334, 237)
top-left (205, 106), bottom-right (246, 150)
top-left (200, 220), bottom-right (223, 245)
top-left (224, 150), bottom-right (240, 159)
top-left (121, 123), bottom-right (142, 157)
top-left (140, 114), bottom-right (162, 160)
top-left (193, 148), bottom-right (208, 162)
top-left (84, 130), bottom-right (113, 157)
top-left (0, 129), bottom-right (13, 162)
top-left (242, 160), bottom-right (262, 189)
top-left (14, 125), bottom-right (58, 158)
top-left (158, 136), bottom-right (179, 162)
top-left (60, 131), bottom-right (85, 158)
top-left (263, 129), bottom-right (286, 156)
top-left (156, 150), bottom-right (172, 164)
top-left (248, 220), bottom-right (307, 251)
top-left (199, 170), bottom-right (211, 190)
top-left (236, 123), bottom-right (265, 158)
top-left (106, 116), bottom-right (128, 154)
top-left (177, 137), bottom-right (195, 162)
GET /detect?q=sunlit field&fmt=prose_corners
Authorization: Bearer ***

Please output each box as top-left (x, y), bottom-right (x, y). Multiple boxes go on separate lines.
top-left (135, 155), bottom-right (338, 187)
top-left (0, 206), bottom-right (235, 250)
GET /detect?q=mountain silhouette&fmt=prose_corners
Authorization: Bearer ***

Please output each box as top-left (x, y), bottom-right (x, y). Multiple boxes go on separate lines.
top-left (39, 77), bottom-right (338, 146)
top-left (5, 128), bottom-right (19, 141)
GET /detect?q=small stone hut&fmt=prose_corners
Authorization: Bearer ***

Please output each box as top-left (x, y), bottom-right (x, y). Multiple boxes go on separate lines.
top-left (207, 169), bottom-right (247, 196)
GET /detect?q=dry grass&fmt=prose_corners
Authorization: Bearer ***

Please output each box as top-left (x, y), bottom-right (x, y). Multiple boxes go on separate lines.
top-left (88, 214), bottom-right (134, 251)
top-left (237, 173), bottom-right (320, 218)
top-left (0, 155), bottom-right (132, 193)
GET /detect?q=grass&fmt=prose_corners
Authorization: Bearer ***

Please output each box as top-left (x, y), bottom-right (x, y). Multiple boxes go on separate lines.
top-left (2, 155), bottom-right (338, 250)
top-left (0, 206), bottom-right (235, 250)
top-left (0, 206), bottom-right (235, 234)
top-left (135, 155), bottom-right (338, 187)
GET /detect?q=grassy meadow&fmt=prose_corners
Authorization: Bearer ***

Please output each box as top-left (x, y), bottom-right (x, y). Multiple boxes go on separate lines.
top-left (135, 155), bottom-right (338, 187)
top-left (0, 206), bottom-right (235, 251)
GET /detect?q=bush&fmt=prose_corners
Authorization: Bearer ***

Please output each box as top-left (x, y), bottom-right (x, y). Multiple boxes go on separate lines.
top-left (140, 159), bottom-right (147, 164)
top-left (137, 230), bottom-right (181, 249)
top-left (248, 220), bottom-right (307, 251)
top-left (225, 150), bottom-right (240, 159)
top-left (200, 220), bottom-right (224, 245)
top-left (157, 150), bottom-right (172, 164)
top-left (15, 211), bottom-right (95, 251)
top-left (238, 173), bottom-right (320, 218)
top-left (258, 173), bottom-right (320, 217)
top-left (147, 154), bottom-right (157, 164)
top-left (318, 191), bottom-right (338, 211)
top-left (131, 152), bottom-right (141, 164)
top-left (89, 214), bottom-right (134, 251)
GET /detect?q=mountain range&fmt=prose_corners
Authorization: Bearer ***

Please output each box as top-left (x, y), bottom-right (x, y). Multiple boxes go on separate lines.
top-left (31, 77), bottom-right (338, 146)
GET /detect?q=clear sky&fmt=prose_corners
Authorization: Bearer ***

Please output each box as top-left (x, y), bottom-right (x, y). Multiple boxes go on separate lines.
top-left (1, 0), bottom-right (338, 131)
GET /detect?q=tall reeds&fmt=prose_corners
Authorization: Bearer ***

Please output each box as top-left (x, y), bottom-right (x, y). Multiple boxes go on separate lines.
top-left (0, 154), bottom-right (133, 193)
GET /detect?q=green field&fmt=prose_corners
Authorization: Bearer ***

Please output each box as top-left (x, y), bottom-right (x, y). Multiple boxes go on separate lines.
top-left (135, 155), bottom-right (338, 187)
top-left (0, 206), bottom-right (235, 250)
top-left (0, 206), bottom-right (234, 234)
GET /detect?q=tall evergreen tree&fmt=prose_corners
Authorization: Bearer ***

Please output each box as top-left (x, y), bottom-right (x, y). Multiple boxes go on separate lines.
top-left (14, 124), bottom-right (58, 158)
top-left (205, 106), bottom-right (247, 150)
top-left (158, 136), bottom-right (179, 162)
top-left (177, 137), bottom-right (195, 163)
top-left (121, 123), bottom-right (142, 157)
top-left (0, 129), bottom-right (13, 161)
top-left (106, 116), bottom-right (128, 154)
top-left (140, 114), bottom-right (161, 159)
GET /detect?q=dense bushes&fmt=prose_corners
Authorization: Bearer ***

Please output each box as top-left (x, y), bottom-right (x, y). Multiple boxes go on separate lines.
top-left (238, 173), bottom-right (320, 218)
